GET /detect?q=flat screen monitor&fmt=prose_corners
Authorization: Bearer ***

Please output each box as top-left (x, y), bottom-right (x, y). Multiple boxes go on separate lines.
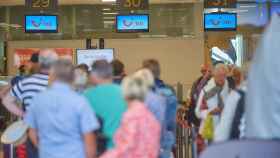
top-left (237, 3), bottom-right (268, 27)
top-left (76, 49), bottom-right (114, 69)
top-left (25, 15), bottom-right (58, 33)
top-left (271, 3), bottom-right (280, 17)
top-left (116, 14), bottom-right (149, 33)
top-left (204, 13), bottom-right (237, 31)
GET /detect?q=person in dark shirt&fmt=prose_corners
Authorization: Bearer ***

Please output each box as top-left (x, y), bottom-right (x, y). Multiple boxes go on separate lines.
top-left (189, 65), bottom-right (212, 127)
top-left (11, 53), bottom-right (39, 87)
top-left (11, 65), bottom-right (26, 86)
top-left (111, 59), bottom-right (126, 85)
top-left (143, 59), bottom-right (178, 158)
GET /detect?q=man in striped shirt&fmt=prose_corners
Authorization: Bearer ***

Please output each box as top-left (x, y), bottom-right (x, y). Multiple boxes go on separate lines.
top-left (2, 49), bottom-right (58, 158)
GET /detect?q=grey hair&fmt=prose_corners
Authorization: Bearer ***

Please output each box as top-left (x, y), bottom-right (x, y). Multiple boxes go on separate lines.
top-left (91, 60), bottom-right (113, 79)
top-left (52, 59), bottom-right (74, 83)
top-left (122, 75), bottom-right (149, 101)
top-left (133, 69), bottom-right (155, 89)
top-left (39, 49), bottom-right (58, 70)
top-left (213, 63), bottom-right (228, 76)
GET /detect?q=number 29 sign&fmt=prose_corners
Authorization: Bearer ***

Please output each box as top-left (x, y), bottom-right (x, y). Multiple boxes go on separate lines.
top-left (118, 0), bottom-right (149, 10)
top-left (25, 0), bottom-right (58, 10)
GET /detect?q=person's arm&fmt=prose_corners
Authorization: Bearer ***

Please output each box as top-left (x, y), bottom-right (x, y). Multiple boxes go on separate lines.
top-left (28, 128), bottom-right (39, 147)
top-left (209, 107), bottom-right (223, 115)
top-left (24, 97), bottom-right (38, 146)
top-left (214, 92), bottom-right (240, 142)
top-left (0, 85), bottom-right (11, 98)
top-left (80, 98), bottom-right (100, 158)
top-left (2, 93), bottom-right (24, 117)
top-left (84, 132), bottom-right (97, 158)
top-left (195, 91), bottom-right (208, 120)
top-left (2, 82), bottom-right (24, 117)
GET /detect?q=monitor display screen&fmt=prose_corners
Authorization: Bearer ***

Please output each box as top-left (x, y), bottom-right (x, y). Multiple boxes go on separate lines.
top-left (271, 3), bottom-right (280, 17)
top-left (25, 15), bottom-right (58, 33)
top-left (237, 3), bottom-right (268, 27)
top-left (76, 49), bottom-right (114, 69)
top-left (204, 13), bottom-right (237, 31)
top-left (116, 14), bottom-right (149, 32)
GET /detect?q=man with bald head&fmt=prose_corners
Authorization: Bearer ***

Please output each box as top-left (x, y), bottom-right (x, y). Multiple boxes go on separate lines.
top-left (2, 49), bottom-right (58, 158)
top-left (189, 64), bottom-right (212, 126)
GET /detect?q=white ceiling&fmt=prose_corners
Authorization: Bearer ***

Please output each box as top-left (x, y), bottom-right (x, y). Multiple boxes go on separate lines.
top-left (0, 0), bottom-right (204, 6)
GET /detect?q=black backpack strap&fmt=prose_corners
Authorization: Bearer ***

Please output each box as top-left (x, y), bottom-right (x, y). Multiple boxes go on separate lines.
top-left (230, 90), bottom-right (245, 139)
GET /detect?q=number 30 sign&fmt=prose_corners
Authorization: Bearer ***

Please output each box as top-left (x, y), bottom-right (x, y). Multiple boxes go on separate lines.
top-left (118, 0), bottom-right (149, 10)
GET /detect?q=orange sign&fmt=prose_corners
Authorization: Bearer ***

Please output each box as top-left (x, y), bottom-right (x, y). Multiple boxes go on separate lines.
top-left (14, 48), bottom-right (73, 66)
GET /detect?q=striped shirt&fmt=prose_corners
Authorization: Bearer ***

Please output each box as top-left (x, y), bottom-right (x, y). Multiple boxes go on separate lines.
top-left (10, 73), bottom-right (49, 111)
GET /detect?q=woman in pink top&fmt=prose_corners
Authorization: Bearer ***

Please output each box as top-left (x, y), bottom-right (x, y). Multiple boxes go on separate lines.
top-left (100, 71), bottom-right (161, 158)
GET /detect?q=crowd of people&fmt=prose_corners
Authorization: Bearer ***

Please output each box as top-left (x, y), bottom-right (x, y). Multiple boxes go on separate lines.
top-left (188, 62), bottom-right (247, 152)
top-left (0, 49), bottom-right (178, 158)
top-left (185, 13), bottom-right (280, 155)
top-left (1, 13), bottom-right (280, 158)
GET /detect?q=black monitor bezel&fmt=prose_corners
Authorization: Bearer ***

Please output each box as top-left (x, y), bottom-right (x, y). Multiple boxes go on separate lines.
top-left (25, 14), bottom-right (59, 33)
top-left (75, 48), bottom-right (115, 65)
top-left (116, 14), bottom-right (150, 33)
top-left (204, 12), bottom-right (237, 31)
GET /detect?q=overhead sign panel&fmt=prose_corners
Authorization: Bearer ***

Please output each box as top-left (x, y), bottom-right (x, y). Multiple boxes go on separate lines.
top-left (25, 0), bottom-right (58, 10)
top-left (204, 0), bottom-right (237, 8)
top-left (117, 0), bottom-right (149, 10)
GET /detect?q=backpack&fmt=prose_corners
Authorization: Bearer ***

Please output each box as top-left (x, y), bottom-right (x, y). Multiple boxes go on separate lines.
top-left (155, 84), bottom-right (178, 132)
top-left (155, 83), bottom-right (178, 151)
top-left (229, 90), bottom-right (245, 139)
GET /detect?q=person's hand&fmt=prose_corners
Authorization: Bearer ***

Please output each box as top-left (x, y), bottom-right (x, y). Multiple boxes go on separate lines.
top-left (210, 107), bottom-right (223, 115)
top-left (0, 85), bottom-right (11, 99)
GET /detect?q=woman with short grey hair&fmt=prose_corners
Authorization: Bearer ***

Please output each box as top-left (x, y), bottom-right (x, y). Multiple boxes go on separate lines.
top-left (100, 74), bottom-right (161, 158)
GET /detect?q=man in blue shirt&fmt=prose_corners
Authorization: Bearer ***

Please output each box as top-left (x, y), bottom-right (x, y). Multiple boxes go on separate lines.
top-left (25, 59), bottom-right (100, 158)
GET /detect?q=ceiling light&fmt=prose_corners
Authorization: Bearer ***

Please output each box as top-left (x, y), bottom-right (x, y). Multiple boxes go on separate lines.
top-left (103, 8), bottom-right (111, 11)
top-left (102, 0), bottom-right (116, 2)
top-left (103, 17), bottom-right (116, 20)
top-left (103, 12), bottom-right (118, 15)
top-left (103, 21), bottom-right (115, 24)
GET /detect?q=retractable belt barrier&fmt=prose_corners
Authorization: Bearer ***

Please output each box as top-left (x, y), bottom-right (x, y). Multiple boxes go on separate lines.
top-left (176, 106), bottom-right (198, 158)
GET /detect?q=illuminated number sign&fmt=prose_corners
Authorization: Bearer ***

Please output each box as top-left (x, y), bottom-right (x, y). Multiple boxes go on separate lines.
top-left (204, 0), bottom-right (236, 8)
top-left (25, 0), bottom-right (58, 10)
top-left (117, 0), bottom-right (149, 10)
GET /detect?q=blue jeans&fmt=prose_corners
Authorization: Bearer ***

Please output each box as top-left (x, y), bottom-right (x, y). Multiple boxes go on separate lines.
top-left (26, 139), bottom-right (38, 158)
top-left (159, 149), bottom-right (172, 158)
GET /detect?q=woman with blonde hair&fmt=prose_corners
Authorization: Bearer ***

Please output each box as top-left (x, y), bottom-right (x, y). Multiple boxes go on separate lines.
top-left (100, 72), bottom-right (161, 158)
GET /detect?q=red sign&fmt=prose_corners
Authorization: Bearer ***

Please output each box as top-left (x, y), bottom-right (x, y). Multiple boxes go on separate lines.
top-left (14, 48), bottom-right (73, 66)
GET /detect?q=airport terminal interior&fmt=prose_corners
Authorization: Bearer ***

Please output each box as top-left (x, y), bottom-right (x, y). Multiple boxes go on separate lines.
top-left (0, 0), bottom-right (279, 158)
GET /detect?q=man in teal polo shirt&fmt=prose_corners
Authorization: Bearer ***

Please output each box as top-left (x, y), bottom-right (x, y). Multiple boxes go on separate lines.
top-left (84, 60), bottom-right (127, 149)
